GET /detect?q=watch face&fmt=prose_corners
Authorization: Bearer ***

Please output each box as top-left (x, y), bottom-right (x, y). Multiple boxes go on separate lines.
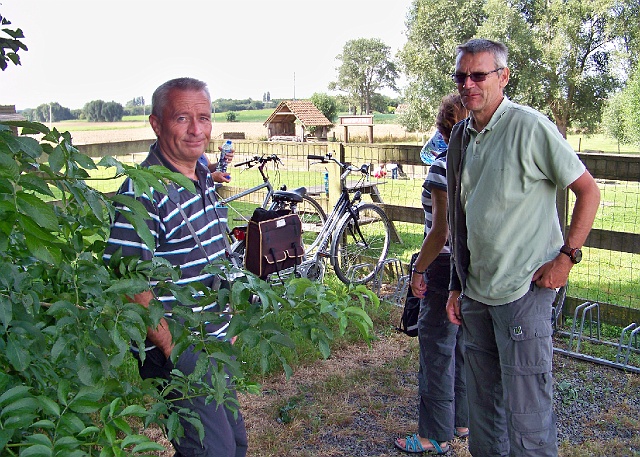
top-left (573, 248), bottom-right (582, 263)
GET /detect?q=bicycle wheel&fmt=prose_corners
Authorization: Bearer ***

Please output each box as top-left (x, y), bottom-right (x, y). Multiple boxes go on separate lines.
top-left (297, 195), bottom-right (327, 253)
top-left (270, 195), bottom-right (326, 254)
top-left (330, 203), bottom-right (391, 285)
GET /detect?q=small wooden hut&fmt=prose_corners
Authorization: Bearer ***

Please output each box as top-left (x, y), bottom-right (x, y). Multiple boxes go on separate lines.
top-left (263, 100), bottom-right (332, 142)
top-left (0, 105), bottom-right (25, 135)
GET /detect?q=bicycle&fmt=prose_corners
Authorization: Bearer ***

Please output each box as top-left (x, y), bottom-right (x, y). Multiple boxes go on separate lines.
top-left (216, 154), bottom-right (327, 266)
top-left (288, 152), bottom-right (392, 285)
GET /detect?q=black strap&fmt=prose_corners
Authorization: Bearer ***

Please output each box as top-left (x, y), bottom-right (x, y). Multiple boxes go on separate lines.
top-left (168, 185), bottom-right (211, 264)
top-left (267, 242), bottom-right (300, 282)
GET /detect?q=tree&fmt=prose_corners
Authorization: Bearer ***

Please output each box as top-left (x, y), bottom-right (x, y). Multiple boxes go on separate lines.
top-left (102, 101), bottom-right (124, 122)
top-left (0, 14), bottom-right (27, 71)
top-left (626, 68), bottom-right (640, 144)
top-left (516, 0), bottom-right (620, 136)
top-left (603, 67), bottom-right (640, 147)
top-left (32, 102), bottom-right (75, 122)
top-left (329, 38), bottom-right (399, 115)
top-left (609, 0), bottom-right (640, 74)
top-left (399, 0), bottom-right (626, 136)
top-left (83, 100), bottom-right (124, 122)
top-left (397, 0), bottom-right (484, 131)
top-left (84, 99), bottom-right (105, 121)
top-left (310, 93), bottom-right (338, 124)
top-left (602, 91), bottom-right (629, 151)
top-left (127, 96), bottom-right (145, 107)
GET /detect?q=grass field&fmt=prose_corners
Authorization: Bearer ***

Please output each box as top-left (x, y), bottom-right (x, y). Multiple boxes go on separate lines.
top-left (50, 113), bottom-right (640, 154)
top-left (49, 113), bottom-right (640, 311)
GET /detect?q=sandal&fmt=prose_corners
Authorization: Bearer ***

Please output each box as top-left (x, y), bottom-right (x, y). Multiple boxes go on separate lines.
top-left (394, 434), bottom-right (450, 454)
top-left (454, 427), bottom-right (469, 439)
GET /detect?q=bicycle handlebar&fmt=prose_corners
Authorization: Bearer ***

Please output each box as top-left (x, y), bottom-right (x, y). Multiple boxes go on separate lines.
top-left (307, 153), bottom-right (369, 176)
top-left (234, 157), bottom-right (257, 168)
top-left (234, 154), bottom-right (282, 168)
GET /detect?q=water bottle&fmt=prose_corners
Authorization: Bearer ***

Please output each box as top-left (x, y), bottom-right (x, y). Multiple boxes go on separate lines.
top-left (323, 170), bottom-right (329, 195)
top-left (217, 140), bottom-right (232, 173)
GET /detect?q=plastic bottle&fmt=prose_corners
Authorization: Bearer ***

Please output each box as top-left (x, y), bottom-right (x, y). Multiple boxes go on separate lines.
top-left (217, 140), bottom-right (232, 173)
top-left (323, 170), bottom-right (329, 195)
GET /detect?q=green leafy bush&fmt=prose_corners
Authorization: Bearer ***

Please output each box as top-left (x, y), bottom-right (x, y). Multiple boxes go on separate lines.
top-left (0, 120), bottom-right (377, 456)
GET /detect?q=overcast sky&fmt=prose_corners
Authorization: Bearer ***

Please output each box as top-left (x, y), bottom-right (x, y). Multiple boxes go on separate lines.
top-left (1, 0), bottom-right (414, 111)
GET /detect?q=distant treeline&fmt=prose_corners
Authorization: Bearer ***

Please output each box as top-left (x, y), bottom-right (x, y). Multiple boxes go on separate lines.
top-left (19, 97), bottom-right (283, 122)
top-left (19, 94), bottom-right (400, 123)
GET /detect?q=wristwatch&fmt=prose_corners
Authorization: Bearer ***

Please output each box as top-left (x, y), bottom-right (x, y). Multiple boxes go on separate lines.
top-left (560, 245), bottom-right (582, 264)
top-left (412, 266), bottom-right (425, 275)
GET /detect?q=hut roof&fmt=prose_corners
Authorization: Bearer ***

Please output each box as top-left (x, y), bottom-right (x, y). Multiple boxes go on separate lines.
top-left (0, 105), bottom-right (25, 122)
top-left (263, 100), bottom-right (332, 128)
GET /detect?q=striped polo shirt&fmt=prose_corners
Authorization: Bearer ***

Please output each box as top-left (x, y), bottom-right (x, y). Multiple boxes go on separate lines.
top-left (421, 151), bottom-right (450, 255)
top-left (103, 142), bottom-right (230, 344)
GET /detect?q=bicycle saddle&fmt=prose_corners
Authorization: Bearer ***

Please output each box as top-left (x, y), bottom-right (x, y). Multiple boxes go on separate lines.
top-left (272, 187), bottom-right (307, 203)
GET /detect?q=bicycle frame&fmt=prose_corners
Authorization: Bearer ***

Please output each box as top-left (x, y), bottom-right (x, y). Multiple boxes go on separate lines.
top-left (216, 156), bottom-right (276, 212)
top-left (298, 154), bottom-right (371, 277)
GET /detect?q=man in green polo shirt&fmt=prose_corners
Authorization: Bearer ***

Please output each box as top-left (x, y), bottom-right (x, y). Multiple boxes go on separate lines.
top-left (446, 39), bottom-right (601, 457)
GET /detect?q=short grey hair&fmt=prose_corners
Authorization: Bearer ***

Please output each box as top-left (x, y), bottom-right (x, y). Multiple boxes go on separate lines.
top-left (455, 39), bottom-right (508, 69)
top-left (151, 77), bottom-right (211, 119)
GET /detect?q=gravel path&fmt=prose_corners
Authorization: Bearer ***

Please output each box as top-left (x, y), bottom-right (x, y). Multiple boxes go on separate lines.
top-left (239, 331), bottom-right (640, 457)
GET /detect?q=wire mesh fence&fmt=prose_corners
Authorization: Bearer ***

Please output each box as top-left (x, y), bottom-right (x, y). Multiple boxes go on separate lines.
top-left (78, 140), bottom-right (640, 317)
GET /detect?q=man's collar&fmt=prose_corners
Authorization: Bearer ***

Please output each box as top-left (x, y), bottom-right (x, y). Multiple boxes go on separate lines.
top-left (467, 96), bottom-right (511, 133)
top-left (147, 142), bottom-right (179, 173)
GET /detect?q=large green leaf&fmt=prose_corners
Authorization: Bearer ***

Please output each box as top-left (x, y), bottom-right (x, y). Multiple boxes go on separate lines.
top-left (47, 144), bottom-right (65, 174)
top-left (18, 444), bottom-right (52, 457)
top-left (0, 396), bottom-right (39, 419)
top-left (0, 295), bottom-right (12, 329)
top-left (25, 235), bottom-right (62, 265)
top-left (17, 174), bottom-right (55, 197)
top-left (16, 191), bottom-right (59, 231)
top-left (5, 334), bottom-right (31, 371)
top-left (0, 385), bottom-right (31, 407)
top-left (106, 278), bottom-right (150, 295)
top-left (0, 152), bottom-right (19, 180)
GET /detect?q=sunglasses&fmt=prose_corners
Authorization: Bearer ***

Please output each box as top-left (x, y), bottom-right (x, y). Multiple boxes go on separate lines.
top-left (451, 68), bottom-right (504, 84)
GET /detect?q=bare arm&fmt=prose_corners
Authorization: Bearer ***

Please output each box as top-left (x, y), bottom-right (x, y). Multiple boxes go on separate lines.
top-left (130, 290), bottom-right (174, 358)
top-left (533, 170), bottom-right (601, 288)
top-left (410, 188), bottom-right (448, 297)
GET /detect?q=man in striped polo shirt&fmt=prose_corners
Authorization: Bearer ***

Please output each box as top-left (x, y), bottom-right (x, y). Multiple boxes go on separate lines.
top-left (103, 77), bottom-right (247, 457)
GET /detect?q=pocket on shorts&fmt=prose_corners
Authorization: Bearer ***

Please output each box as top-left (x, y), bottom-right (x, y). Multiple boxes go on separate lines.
top-left (509, 317), bottom-right (553, 342)
top-left (512, 409), bottom-right (555, 450)
top-left (506, 317), bottom-right (554, 375)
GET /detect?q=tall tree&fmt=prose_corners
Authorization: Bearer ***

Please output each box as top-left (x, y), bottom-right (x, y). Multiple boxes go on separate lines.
top-left (329, 38), bottom-right (399, 115)
top-left (399, 0), bottom-right (624, 136)
top-left (609, 0), bottom-right (640, 74)
top-left (397, 0), bottom-right (484, 131)
top-left (603, 67), bottom-right (640, 147)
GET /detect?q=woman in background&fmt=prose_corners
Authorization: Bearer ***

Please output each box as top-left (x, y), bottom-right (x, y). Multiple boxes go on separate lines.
top-left (395, 94), bottom-right (469, 455)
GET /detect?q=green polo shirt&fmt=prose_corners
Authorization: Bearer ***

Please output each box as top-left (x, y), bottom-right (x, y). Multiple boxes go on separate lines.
top-left (461, 98), bottom-right (585, 305)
